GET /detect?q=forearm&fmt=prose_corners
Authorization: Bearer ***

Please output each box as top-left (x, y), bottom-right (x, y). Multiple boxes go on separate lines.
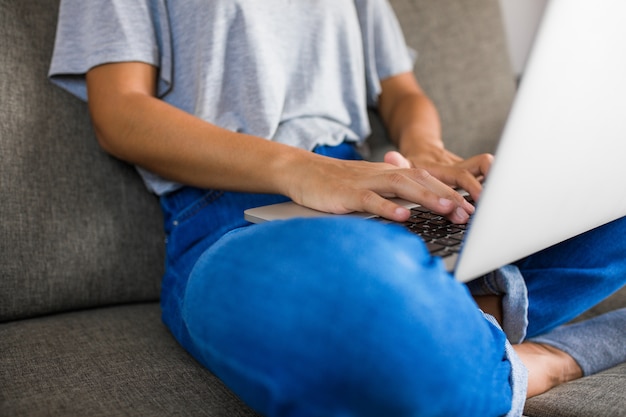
top-left (378, 72), bottom-right (444, 158)
top-left (90, 90), bottom-right (310, 196)
top-left (384, 92), bottom-right (443, 157)
top-left (85, 63), bottom-right (474, 222)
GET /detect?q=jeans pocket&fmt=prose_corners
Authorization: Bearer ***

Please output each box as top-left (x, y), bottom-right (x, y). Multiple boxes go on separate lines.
top-left (162, 189), bottom-right (226, 267)
top-left (169, 189), bottom-right (225, 228)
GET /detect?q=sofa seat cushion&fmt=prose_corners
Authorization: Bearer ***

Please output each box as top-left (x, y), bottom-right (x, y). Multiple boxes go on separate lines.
top-left (0, 303), bottom-right (259, 417)
top-left (1, 294), bottom-right (624, 416)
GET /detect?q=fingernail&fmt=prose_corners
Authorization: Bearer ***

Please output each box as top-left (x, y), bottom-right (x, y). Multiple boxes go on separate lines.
top-left (455, 207), bottom-right (469, 221)
top-left (439, 198), bottom-right (453, 207)
top-left (395, 207), bottom-right (410, 217)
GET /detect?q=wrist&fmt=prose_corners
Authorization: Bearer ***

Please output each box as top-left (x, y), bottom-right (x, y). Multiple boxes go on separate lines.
top-left (268, 145), bottom-right (319, 200)
top-left (398, 133), bottom-right (445, 159)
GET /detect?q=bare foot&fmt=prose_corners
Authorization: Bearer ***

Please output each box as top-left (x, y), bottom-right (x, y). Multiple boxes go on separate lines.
top-left (514, 342), bottom-right (583, 398)
top-left (473, 295), bottom-right (583, 397)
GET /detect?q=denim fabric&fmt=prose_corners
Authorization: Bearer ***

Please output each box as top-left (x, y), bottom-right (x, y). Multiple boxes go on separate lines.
top-left (466, 265), bottom-right (530, 344)
top-left (160, 188), bottom-right (290, 355)
top-left (159, 144), bottom-right (362, 366)
top-left (515, 216), bottom-right (626, 338)
top-left (182, 217), bottom-right (514, 417)
top-left (466, 216), bottom-right (626, 343)
top-left (159, 142), bottom-right (626, 417)
top-left (483, 313), bottom-right (528, 417)
top-left (529, 308), bottom-right (626, 376)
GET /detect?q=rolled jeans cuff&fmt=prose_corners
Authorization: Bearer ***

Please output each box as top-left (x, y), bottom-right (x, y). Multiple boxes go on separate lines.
top-left (483, 313), bottom-right (529, 417)
top-left (467, 264), bottom-right (530, 344)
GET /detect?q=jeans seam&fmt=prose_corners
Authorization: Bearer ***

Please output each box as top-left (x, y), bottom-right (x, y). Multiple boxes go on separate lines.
top-left (174, 190), bottom-right (225, 226)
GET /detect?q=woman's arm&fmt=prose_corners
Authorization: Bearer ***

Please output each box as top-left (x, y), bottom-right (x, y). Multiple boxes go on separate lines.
top-left (87, 62), bottom-right (473, 223)
top-left (86, 62), bottom-right (310, 195)
top-left (378, 71), bottom-right (446, 160)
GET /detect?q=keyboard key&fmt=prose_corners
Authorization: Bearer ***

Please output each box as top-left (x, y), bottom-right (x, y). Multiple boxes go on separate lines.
top-left (372, 199), bottom-right (472, 257)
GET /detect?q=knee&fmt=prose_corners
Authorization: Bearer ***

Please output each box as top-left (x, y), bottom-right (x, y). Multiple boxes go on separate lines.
top-left (188, 215), bottom-right (444, 287)
top-left (181, 216), bottom-right (444, 350)
top-left (181, 217), bottom-right (510, 416)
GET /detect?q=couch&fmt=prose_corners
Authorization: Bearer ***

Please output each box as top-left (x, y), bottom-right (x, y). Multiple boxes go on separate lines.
top-left (1, 0), bottom-right (624, 416)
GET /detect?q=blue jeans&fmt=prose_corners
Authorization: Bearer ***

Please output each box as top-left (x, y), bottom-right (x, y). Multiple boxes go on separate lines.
top-left (159, 143), bottom-right (626, 417)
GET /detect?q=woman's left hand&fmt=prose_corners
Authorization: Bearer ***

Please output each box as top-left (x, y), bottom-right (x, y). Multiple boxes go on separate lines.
top-left (384, 146), bottom-right (493, 203)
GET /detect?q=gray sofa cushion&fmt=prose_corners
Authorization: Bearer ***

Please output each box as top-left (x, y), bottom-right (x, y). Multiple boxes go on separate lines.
top-left (0, 303), bottom-right (260, 417)
top-left (0, 0), bottom-right (164, 322)
top-left (2, 296), bottom-right (623, 417)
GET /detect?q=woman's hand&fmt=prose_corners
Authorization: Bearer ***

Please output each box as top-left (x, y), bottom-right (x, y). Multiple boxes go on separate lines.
top-left (283, 152), bottom-right (475, 224)
top-left (376, 71), bottom-right (494, 213)
top-left (385, 146), bottom-right (494, 203)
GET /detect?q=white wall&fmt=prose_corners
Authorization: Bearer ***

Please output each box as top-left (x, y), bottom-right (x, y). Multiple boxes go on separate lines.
top-left (498, 0), bottom-right (548, 75)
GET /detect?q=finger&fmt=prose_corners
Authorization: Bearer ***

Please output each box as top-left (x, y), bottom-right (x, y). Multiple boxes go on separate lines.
top-left (383, 151), bottom-right (413, 168)
top-left (415, 174), bottom-right (474, 222)
top-left (430, 166), bottom-right (483, 202)
top-left (340, 168), bottom-right (458, 221)
top-left (428, 153), bottom-right (494, 201)
top-left (382, 168), bottom-right (473, 223)
top-left (455, 154), bottom-right (494, 200)
top-left (457, 153), bottom-right (494, 180)
top-left (347, 189), bottom-right (413, 222)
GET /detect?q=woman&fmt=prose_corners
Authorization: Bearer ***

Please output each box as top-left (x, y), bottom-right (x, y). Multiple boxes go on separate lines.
top-left (49, 1), bottom-right (626, 416)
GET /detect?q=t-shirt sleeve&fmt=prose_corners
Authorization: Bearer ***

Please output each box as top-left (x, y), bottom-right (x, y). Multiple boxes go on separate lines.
top-left (356, 0), bottom-right (417, 106)
top-left (48, 0), bottom-right (172, 101)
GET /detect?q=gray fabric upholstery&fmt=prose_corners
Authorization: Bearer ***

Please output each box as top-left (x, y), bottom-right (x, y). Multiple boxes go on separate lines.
top-left (0, 0), bottom-right (624, 416)
top-left (1, 296), bottom-right (623, 417)
top-left (0, 0), bottom-right (164, 322)
top-left (0, 303), bottom-right (260, 417)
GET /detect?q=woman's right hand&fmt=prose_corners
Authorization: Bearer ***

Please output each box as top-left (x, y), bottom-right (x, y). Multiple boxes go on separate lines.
top-left (282, 152), bottom-right (475, 224)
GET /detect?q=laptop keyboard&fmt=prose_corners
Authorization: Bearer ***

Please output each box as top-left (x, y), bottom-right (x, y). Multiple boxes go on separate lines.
top-left (400, 206), bottom-right (467, 258)
top-left (373, 196), bottom-right (473, 259)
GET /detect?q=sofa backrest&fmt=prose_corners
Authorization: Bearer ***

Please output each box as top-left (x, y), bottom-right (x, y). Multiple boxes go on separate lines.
top-left (0, 0), bottom-right (515, 322)
top-left (0, 0), bottom-right (164, 322)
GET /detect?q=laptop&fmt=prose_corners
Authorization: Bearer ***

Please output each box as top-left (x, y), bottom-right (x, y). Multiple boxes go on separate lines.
top-left (245, 0), bottom-right (626, 283)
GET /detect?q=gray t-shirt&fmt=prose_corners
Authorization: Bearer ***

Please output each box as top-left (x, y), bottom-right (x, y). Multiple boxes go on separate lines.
top-left (49, 0), bottom-right (415, 195)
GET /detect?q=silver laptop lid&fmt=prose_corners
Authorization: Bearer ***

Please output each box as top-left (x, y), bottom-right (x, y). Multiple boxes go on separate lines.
top-left (454, 0), bottom-right (626, 281)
